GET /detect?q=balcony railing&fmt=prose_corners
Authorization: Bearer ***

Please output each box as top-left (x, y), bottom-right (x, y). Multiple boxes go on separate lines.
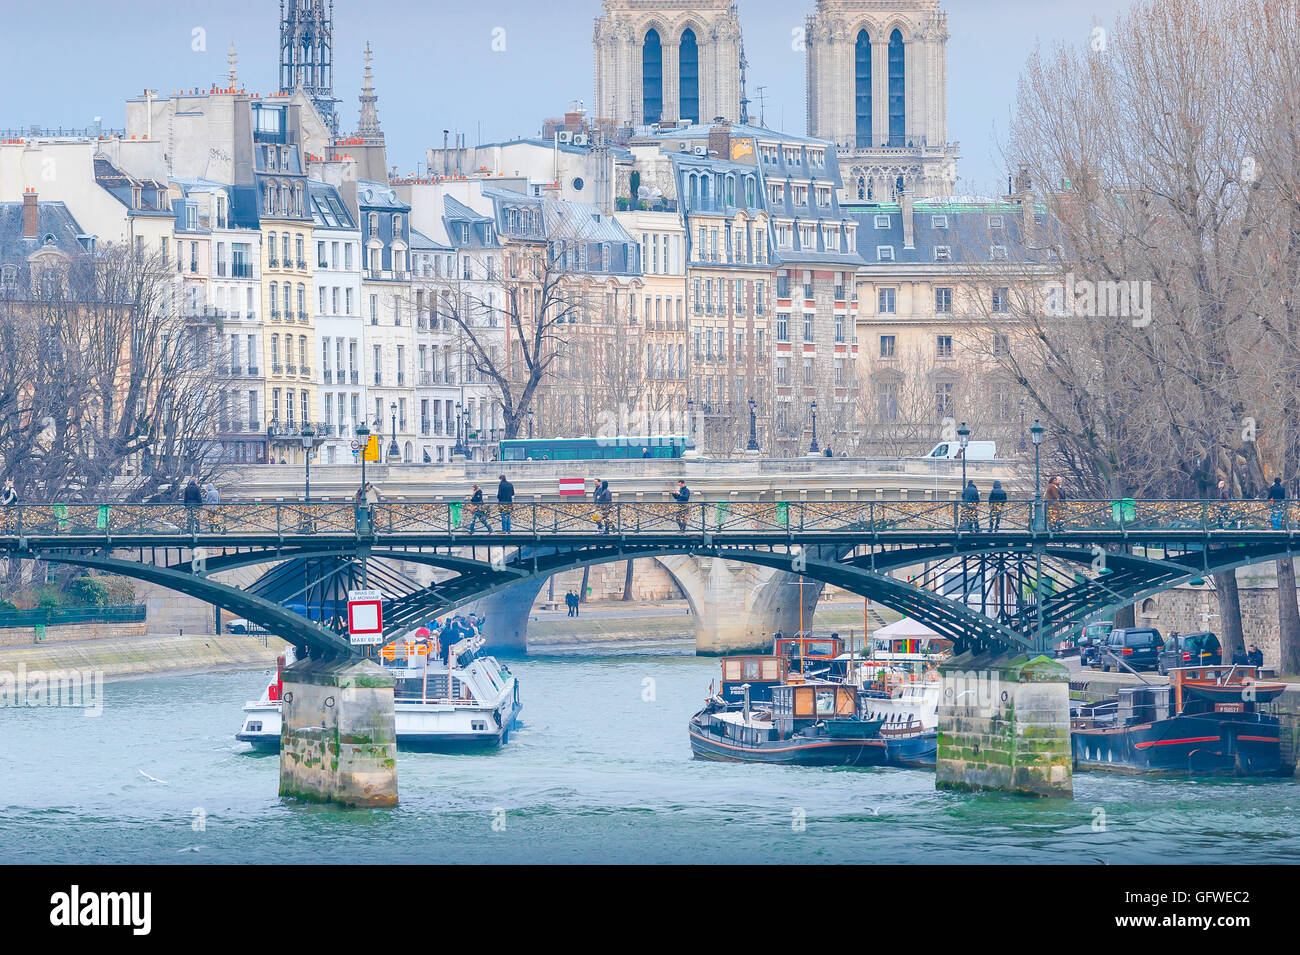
top-left (323, 370), bottom-right (333, 383)
top-left (350, 370), bottom-right (359, 385)
top-left (272, 364), bottom-right (283, 375)
top-left (418, 371), bottom-right (432, 386)
top-left (297, 311), bottom-right (309, 322)
top-left (231, 263), bottom-right (253, 278)
top-left (270, 310), bottom-right (281, 322)
top-left (269, 258), bottom-right (280, 269)
top-left (297, 259), bottom-right (308, 270)
top-left (228, 366), bottom-right (242, 377)
top-left (285, 364), bottom-right (297, 375)
top-left (248, 366), bottom-right (260, 377)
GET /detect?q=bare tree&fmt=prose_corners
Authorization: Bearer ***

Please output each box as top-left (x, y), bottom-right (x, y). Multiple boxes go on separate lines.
top-left (0, 244), bottom-right (227, 503)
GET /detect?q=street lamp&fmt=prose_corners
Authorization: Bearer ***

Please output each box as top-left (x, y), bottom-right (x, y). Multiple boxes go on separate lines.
top-left (355, 421), bottom-right (371, 497)
top-left (527, 407), bottom-right (534, 439)
top-left (300, 424), bottom-right (324, 502)
top-left (809, 399), bottom-right (819, 454)
top-left (1030, 419), bottom-right (1044, 500)
top-left (388, 401), bottom-right (400, 461)
top-left (462, 406), bottom-right (472, 460)
top-left (747, 396), bottom-right (759, 452)
top-left (452, 401), bottom-right (466, 457)
top-left (957, 420), bottom-right (970, 487)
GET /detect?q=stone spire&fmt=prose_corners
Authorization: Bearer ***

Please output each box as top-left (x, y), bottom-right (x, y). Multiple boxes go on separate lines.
top-left (356, 41), bottom-right (383, 140)
top-left (227, 42), bottom-right (238, 88)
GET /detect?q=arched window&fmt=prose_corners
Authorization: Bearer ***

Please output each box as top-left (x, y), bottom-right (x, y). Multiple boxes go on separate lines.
top-left (857, 175), bottom-right (866, 200)
top-left (679, 29), bottom-right (699, 124)
top-left (855, 30), bottom-right (872, 148)
top-left (643, 30), bottom-right (663, 125)
top-left (888, 29), bottom-right (906, 147)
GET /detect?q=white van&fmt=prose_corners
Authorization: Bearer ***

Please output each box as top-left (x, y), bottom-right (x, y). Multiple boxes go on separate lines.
top-left (925, 440), bottom-right (996, 460)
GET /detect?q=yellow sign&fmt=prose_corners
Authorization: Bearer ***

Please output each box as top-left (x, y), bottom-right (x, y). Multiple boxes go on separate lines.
top-left (363, 435), bottom-right (381, 462)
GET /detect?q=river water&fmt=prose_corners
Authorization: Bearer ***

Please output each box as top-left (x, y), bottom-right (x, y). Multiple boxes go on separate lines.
top-left (1, 653), bottom-right (1297, 864)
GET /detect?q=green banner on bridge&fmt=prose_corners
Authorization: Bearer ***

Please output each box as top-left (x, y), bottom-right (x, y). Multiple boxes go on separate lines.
top-left (776, 502), bottom-right (789, 526)
top-left (97, 505), bottom-right (110, 530)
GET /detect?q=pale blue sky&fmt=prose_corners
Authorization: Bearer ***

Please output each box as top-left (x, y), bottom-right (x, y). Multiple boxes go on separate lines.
top-left (0, 0), bottom-right (1132, 194)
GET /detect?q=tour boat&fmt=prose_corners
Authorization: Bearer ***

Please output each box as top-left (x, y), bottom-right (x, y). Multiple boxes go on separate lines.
top-left (236, 634), bottom-right (522, 752)
top-left (1071, 665), bottom-right (1285, 776)
top-left (689, 679), bottom-right (890, 766)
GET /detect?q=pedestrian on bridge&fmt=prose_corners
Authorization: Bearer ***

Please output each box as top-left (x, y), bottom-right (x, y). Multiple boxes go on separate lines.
top-left (468, 484), bottom-right (492, 534)
top-left (595, 479), bottom-right (613, 534)
top-left (183, 478), bottom-right (202, 533)
top-left (497, 474), bottom-right (515, 533)
top-left (961, 480), bottom-right (981, 532)
top-left (671, 480), bottom-right (691, 532)
top-left (202, 482), bottom-right (222, 532)
top-left (1046, 476), bottom-right (1064, 530)
top-left (988, 480), bottom-right (1007, 530)
top-left (1267, 477), bottom-right (1286, 529)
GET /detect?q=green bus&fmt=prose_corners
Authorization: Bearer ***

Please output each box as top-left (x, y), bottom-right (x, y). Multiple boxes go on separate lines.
top-left (498, 436), bottom-right (689, 462)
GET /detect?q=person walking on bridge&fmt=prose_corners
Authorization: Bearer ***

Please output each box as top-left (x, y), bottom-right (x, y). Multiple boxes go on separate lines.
top-left (671, 479), bottom-right (691, 532)
top-left (468, 484), bottom-right (492, 534)
top-left (988, 480), bottom-right (1007, 531)
top-left (202, 481), bottom-right (222, 532)
top-left (1045, 476), bottom-right (1064, 530)
top-left (497, 474), bottom-right (515, 533)
top-left (961, 480), bottom-right (981, 532)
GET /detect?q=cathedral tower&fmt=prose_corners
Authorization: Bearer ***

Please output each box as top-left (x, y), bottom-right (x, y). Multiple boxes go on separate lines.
top-left (805, 0), bottom-right (959, 200)
top-left (593, 0), bottom-right (744, 131)
top-left (280, 0), bottom-right (339, 135)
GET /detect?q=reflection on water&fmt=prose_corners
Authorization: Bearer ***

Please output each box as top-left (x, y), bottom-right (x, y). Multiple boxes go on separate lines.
top-left (0, 655), bottom-right (1296, 863)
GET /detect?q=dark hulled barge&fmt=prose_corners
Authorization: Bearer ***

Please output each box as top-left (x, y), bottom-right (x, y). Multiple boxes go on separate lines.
top-left (1071, 665), bottom-right (1287, 776)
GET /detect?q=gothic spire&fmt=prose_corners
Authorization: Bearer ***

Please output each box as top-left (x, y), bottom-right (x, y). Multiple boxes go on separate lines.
top-left (356, 42), bottom-right (383, 140)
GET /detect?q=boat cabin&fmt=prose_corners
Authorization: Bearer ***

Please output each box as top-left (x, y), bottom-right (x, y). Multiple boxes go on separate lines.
top-left (1169, 665), bottom-right (1285, 716)
top-left (770, 681), bottom-right (860, 722)
top-left (719, 655), bottom-right (790, 704)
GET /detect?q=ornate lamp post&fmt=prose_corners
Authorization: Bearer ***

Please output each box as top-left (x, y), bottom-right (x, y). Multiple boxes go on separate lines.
top-left (355, 422), bottom-right (371, 496)
top-left (809, 399), bottom-right (819, 454)
top-left (300, 424), bottom-right (325, 501)
top-left (452, 401), bottom-right (466, 457)
top-left (388, 401), bottom-right (400, 461)
top-left (957, 420), bottom-right (970, 487)
top-left (747, 396), bottom-right (759, 452)
top-left (1031, 419), bottom-right (1044, 500)
top-left (527, 406), bottom-right (534, 439)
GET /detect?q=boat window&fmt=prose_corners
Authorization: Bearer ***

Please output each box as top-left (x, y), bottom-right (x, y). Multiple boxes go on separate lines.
top-left (815, 689), bottom-right (836, 716)
top-left (743, 660), bottom-right (762, 680)
top-left (761, 660), bottom-right (780, 680)
top-left (723, 660), bottom-right (742, 681)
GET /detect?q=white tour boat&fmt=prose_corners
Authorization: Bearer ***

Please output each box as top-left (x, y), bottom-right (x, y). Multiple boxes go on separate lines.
top-left (236, 634), bottom-right (521, 752)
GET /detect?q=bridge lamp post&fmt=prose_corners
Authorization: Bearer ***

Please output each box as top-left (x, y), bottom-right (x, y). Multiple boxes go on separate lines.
top-left (300, 424), bottom-right (325, 502)
top-left (1031, 419), bottom-right (1044, 500)
top-left (355, 422), bottom-right (371, 494)
top-left (527, 407), bottom-right (534, 439)
top-left (957, 421), bottom-right (970, 486)
top-left (809, 399), bottom-right (819, 454)
top-left (747, 396), bottom-right (759, 452)
top-left (388, 402), bottom-right (400, 462)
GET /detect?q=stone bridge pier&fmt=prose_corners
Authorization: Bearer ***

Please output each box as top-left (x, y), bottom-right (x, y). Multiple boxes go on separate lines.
top-left (465, 557), bottom-right (823, 655)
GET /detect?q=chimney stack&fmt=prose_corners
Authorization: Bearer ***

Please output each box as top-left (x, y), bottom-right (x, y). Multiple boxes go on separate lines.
top-left (22, 188), bottom-right (38, 239)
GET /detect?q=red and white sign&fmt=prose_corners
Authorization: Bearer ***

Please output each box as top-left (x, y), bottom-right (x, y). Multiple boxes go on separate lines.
top-left (558, 477), bottom-right (587, 496)
top-left (347, 588), bottom-right (384, 645)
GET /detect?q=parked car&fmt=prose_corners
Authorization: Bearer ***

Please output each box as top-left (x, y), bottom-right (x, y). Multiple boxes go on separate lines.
top-left (1098, 627), bottom-right (1164, 672)
top-left (1076, 622), bottom-right (1114, 665)
top-left (1156, 631), bottom-right (1221, 675)
top-left (226, 618), bottom-right (270, 635)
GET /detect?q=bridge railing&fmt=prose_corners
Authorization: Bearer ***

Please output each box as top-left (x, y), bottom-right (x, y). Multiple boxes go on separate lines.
top-left (0, 499), bottom-right (1294, 538)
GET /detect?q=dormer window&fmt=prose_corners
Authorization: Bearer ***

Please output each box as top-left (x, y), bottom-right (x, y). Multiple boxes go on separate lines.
top-left (875, 214), bottom-right (890, 229)
top-left (989, 215), bottom-right (1005, 230)
top-left (185, 205), bottom-right (197, 230)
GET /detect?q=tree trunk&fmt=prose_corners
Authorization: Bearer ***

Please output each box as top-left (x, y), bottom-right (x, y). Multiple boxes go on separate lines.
top-left (579, 565), bottom-right (590, 604)
top-left (621, 559), bottom-right (634, 601)
top-left (1277, 558), bottom-right (1300, 674)
top-left (1213, 570), bottom-right (1245, 661)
